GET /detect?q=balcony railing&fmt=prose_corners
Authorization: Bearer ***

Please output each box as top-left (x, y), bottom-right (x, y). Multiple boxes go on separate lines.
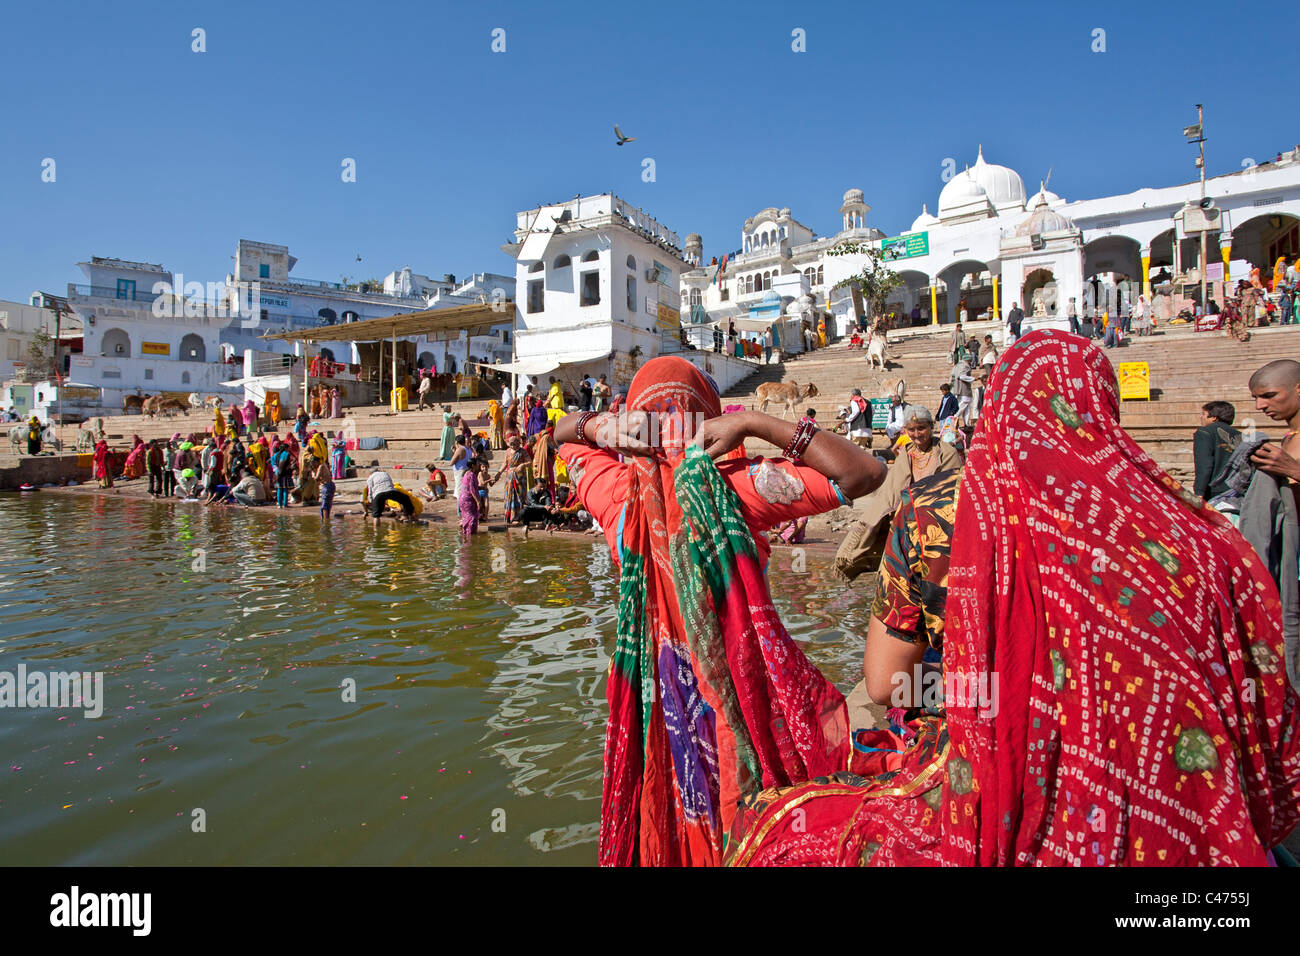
top-left (68, 283), bottom-right (164, 305)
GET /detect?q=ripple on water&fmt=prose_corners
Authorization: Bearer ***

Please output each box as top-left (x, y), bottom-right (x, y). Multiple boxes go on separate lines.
top-left (0, 494), bottom-right (874, 864)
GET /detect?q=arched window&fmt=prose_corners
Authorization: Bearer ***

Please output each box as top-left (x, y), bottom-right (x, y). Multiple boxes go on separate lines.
top-left (779, 226), bottom-right (786, 239)
top-left (582, 250), bottom-right (599, 262)
top-left (317, 307), bottom-right (337, 325)
top-left (744, 238), bottom-right (750, 253)
top-left (689, 288), bottom-right (702, 307)
top-left (181, 371), bottom-right (191, 385)
top-left (626, 255), bottom-right (636, 270)
top-left (816, 266), bottom-right (824, 285)
top-left (553, 254), bottom-right (571, 269)
top-left (763, 272), bottom-right (772, 291)
top-left (180, 333), bottom-right (206, 362)
top-left (745, 275), bottom-right (754, 293)
top-left (529, 261), bottom-right (544, 273)
top-left (101, 327), bottom-right (131, 357)
top-left (761, 233), bottom-right (769, 248)
top-left (418, 351), bottom-right (435, 370)
top-left (342, 311), bottom-right (359, 323)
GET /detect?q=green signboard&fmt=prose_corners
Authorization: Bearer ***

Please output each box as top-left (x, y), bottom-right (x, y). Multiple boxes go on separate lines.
top-left (881, 231), bottom-right (930, 262)
top-left (870, 398), bottom-right (892, 429)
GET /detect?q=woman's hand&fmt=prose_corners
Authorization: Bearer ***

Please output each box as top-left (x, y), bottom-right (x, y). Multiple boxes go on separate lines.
top-left (593, 411), bottom-right (657, 458)
top-left (1252, 441), bottom-right (1300, 481)
top-left (690, 411), bottom-right (753, 460)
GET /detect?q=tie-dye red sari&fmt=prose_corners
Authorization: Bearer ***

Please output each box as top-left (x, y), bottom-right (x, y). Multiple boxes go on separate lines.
top-left (726, 331), bottom-right (1300, 865)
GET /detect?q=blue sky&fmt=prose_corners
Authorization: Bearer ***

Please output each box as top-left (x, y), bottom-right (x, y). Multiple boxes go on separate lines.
top-left (1, 0), bottom-right (1286, 302)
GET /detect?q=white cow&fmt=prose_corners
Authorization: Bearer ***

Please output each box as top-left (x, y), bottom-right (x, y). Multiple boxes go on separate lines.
top-left (865, 326), bottom-right (888, 371)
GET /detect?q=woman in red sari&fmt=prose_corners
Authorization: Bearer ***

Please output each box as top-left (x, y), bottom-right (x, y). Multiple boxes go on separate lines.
top-left (93, 439), bottom-right (114, 488)
top-left (725, 330), bottom-right (1300, 866)
top-left (554, 356), bottom-right (886, 866)
top-left (121, 435), bottom-right (146, 479)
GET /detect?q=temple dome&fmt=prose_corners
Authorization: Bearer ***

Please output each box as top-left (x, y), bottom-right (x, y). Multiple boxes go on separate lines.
top-left (1015, 194), bottom-right (1076, 236)
top-left (1027, 182), bottom-right (1061, 207)
top-left (910, 203), bottom-right (938, 232)
top-left (937, 171), bottom-right (988, 216)
top-left (968, 144), bottom-right (1026, 207)
top-left (842, 188), bottom-right (865, 205)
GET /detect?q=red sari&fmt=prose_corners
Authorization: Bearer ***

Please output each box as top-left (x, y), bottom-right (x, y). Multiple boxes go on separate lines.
top-left (559, 357), bottom-right (850, 866)
top-left (725, 330), bottom-right (1300, 866)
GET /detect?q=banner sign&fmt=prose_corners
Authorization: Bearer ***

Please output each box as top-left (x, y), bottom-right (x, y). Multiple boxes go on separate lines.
top-left (1118, 361), bottom-right (1150, 401)
top-left (142, 341), bottom-right (169, 355)
top-left (870, 398), bottom-right (892, 428)
top-left (882, 232), bottom-right (930, 261)
top-left (656, 303), bottom-right (680, 331)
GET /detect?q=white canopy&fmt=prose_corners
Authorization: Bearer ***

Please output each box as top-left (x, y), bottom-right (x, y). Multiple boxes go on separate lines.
top-left (733, 316), bottom-right (785, 333)
top-left (479, 347), bottom-right (610, 377)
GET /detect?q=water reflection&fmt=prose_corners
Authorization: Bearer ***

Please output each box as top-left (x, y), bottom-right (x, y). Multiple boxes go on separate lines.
top-left (0, 495), bottom-right (873, 864)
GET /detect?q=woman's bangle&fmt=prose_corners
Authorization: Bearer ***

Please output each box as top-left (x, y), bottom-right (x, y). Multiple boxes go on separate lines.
top-left (782, 419), bottom-right (818, 462)
top-left (575, 411), bottom-right (600, 447)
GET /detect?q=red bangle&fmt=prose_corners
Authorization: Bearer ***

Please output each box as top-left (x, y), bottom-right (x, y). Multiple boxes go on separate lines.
top-left (783, 420), bottom-right (818, 461)
top-left (575, 412), bottom-right (599, 447)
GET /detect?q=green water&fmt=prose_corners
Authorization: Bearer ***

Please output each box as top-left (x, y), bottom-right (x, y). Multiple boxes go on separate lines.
top-left (0, 495), bottom-right (873, 865)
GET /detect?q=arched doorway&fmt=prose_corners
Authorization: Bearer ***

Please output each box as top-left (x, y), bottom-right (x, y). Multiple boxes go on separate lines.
top-left (317, 308), bottom-right (338, 325)
top-left (418, 351), bottom-right (435, 371)
top-left (101, 328), bottom-right (131, 357)
top-left (884, 269), bottom-right (931, 325)
top-left (937, 259), bottom-right (994, 324)
top-left (179, 333), bottom-right (206, 362)
top-left (1230, 212), bottom-right (1300, 272)
top-left (1083, 235), bottom-right (1142, 318)
top-left (1022, 268), bottom-right (1056, 317)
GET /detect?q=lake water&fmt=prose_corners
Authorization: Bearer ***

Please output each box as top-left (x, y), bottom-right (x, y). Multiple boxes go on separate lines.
top-left (0, 494), bottom-right (874, 865)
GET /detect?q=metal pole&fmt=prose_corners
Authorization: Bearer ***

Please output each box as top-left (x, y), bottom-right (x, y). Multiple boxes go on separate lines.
top-left (391, 324), bottom-right (397, 411)
top-left (1198, 105), bottom-right (1208, 317)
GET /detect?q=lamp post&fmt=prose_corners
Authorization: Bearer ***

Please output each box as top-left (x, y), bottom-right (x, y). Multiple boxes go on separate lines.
top-left (1184, 106), bottom-right (1208, 316)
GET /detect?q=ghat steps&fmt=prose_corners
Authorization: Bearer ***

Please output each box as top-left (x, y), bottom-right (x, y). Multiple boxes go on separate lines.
top-left (34, 324), bottom-right (1300, 485)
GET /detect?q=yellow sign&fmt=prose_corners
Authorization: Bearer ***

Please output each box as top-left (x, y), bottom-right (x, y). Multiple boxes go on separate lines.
top-left (141, 341), bottom-right (169, 355)
top-left (656, 303), bottom-right (680, 331)
top-left (1118, 361), bottom-right (1150, 401)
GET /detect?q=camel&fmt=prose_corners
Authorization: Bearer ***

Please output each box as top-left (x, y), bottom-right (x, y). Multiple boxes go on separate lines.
top-left (754, 381), bottom-right (819, 419)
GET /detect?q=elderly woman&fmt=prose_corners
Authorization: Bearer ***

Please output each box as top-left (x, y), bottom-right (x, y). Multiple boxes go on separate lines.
top-left (553, 356), bottom-right (886, 865)
top-left (834, 404), bottom-right (965, 581)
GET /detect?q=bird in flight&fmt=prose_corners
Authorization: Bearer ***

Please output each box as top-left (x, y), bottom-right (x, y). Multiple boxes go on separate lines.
top-left (614, 124), bottom-right (635, 146)
top-left (356, 254), bottom-right (363, 262)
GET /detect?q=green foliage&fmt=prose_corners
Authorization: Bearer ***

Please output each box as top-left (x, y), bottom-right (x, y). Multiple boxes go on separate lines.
top-left (828, 241), bottom-right (904, 321)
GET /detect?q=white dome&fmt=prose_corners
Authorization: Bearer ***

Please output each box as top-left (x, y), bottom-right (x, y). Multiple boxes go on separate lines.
top-left (937, 170), bottom-right (988, 216)
top-left (842, 188), bottom-right (865, 205)
top-left (910, 203), bottom-right (938, 232)
top-left (969, 144), bottom-right (1026, 207)
top-left (1027, 183), bottom-right (1061, 207)
top-left (1015, 195), bottom-right (1076, 237)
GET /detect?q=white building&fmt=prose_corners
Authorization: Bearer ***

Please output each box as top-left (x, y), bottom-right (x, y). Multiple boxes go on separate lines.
top-left (682, 145), bottom-right (1300, 337)
top-left (62, 242), bottom-right (512, 411)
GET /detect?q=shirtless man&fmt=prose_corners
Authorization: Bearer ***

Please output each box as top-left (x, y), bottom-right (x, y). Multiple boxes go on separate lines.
top-left (1249, 359), bottom-right (1300, 479)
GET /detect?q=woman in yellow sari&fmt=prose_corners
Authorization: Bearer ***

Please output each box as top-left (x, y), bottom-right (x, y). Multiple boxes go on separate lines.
top-left (247, 439), bottom-right (269, 482)
top-left (817, 316), bottom-right (828, 348)
top-left (482, 399), bottom-right (505, 450)
top-left (213, 406), bottom-right (228, 440)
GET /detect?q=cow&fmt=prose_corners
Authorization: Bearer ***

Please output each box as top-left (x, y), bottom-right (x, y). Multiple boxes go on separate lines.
top-left (188, 392), bottom-right (204, 411)
top-left (754, 381), bottom-right (819, 419)
top-left (8, 423), bottom-right (25, 453)
top-left (141, 395), bottom-right (162, 419)
top-left (865, 325), bottom-right (888, 371)
top-left (122, 393), bottom-right (150, 415)
top-left (205, 396), bottom-right (223, 410)
top-left (157, 397), bottom-right (189, 417)
top-left (878, 378), bottom-right (907, 403)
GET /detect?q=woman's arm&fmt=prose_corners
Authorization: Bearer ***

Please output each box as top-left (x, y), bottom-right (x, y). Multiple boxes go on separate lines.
top-left (697, 410), bottom-right (886, 500)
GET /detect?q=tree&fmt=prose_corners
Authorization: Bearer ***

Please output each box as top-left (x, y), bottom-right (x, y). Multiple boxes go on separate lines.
top-left (828, 241), bottom-right (903, 324)
top-left (19, 328), bottom-right (55, 382)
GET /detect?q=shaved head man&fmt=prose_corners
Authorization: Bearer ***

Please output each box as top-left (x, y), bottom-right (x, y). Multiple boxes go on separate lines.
top-left (1249, 360), bottom-right (1300, 479)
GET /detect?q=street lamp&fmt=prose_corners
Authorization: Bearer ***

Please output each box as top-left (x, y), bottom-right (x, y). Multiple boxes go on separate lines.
top-left (1185, 105), bottom-right (1209, 316)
